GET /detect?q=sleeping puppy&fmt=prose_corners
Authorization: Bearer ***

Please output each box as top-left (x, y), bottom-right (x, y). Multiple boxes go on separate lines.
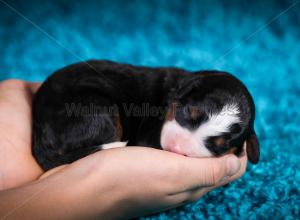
top-left (32, 60), bottom-right (259, 171)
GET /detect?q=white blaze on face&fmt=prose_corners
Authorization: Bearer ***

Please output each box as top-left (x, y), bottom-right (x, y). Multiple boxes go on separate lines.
top-left (160, 103), bottom-right (241, 157)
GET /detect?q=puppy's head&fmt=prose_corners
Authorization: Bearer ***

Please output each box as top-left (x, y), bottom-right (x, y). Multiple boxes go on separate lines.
top-left (160, 71), bottom-right (259, 164)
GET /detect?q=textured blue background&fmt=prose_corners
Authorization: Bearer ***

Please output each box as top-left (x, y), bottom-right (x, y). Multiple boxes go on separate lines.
top-left (1, 0), bottom-right (299, 219)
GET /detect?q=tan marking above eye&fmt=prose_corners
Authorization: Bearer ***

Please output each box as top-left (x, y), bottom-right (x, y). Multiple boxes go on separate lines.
top-left (165, 103), bottom-right (178, 121)
top-left (188, 106), bottom-right (202, 120)
top-left (115, 113), bottom-right (123, 139)
top-left (165, 109), bottom-right (174, 121)
top-left (214, 137), bottom-right (226, 147)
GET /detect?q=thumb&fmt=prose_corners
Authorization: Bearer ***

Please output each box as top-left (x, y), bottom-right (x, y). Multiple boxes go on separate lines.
top-left (179, 154), bottom-right (241, 190)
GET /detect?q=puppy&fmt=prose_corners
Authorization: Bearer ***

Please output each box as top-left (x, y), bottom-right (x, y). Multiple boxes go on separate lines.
top-left (32, 60), bottom-right (259, 171)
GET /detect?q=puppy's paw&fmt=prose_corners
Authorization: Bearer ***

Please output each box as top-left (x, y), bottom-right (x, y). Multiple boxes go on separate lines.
top-left (101, 141), bottom-right (128, 150)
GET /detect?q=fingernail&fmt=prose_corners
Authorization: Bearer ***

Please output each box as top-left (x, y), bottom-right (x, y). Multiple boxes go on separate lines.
top-left (226, 156), bottom-right (241, 176)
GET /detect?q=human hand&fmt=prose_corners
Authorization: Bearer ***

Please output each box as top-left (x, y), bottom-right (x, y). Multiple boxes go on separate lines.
top-left (0, 80), bottom-right (247, 220)
top-left (60, 146), bottom-right (247, 219)
top-left (0, 80), bottom-right (43, 190)
top-left (10, 145), bottom-right (246, 220)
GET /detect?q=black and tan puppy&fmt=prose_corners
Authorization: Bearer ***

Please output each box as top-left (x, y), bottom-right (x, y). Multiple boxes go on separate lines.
top-left (32, 60), bottom-right (259, 171)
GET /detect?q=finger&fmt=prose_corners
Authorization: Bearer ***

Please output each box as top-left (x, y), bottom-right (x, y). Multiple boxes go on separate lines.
top-left (0, 80), bottom-right (39, 102)
top-left (222, 143), bottom-right (248, 184)
top-left (0, 80), bottom-right (27, 95)
top-left (176, 154), bottom-right (241, 191)
top-left (178, 144), bottom-right (248, 202)
top-left (38, 165), bottom-right (69, 180)
top-left (27, 82), bottom-right (41, 94)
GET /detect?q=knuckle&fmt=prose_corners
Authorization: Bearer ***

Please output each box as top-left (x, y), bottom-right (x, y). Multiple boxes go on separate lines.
top-left (199, 162), bottom-right (217, 186)
top-left (210, 161), bottom-right (223, 185)
top-left (1, 79), bottom-right (25, 88)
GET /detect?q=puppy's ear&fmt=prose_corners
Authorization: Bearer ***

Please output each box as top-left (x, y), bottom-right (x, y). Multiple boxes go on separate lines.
top-left (176, 76), bottom-right (203, 99)
top-left (246, 132), bottom-right (260, 164)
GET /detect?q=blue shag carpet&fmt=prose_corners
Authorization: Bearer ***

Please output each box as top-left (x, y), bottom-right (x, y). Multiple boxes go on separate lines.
top-left (0, 0), bottom-right (299, 219)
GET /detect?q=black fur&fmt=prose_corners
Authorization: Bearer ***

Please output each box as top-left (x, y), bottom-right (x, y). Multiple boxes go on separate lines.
top-left (32, 60), bottom-right (259, 171)
top-left (173, 72), bottom-right (257, 158)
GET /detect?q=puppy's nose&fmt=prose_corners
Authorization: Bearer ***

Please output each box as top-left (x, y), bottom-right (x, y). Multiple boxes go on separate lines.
top-left (165, 144), bottom-right (186, 156)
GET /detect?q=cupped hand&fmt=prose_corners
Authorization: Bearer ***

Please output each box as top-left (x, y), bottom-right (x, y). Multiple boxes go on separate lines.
top-left (57, 146), bottom-right (247, 219)
top-left (0, 80), bottom-right (247, 220)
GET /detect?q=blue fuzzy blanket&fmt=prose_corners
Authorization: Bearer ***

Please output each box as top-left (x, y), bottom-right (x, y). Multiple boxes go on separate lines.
top-left (0, 0), bottom-right (299, 219)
